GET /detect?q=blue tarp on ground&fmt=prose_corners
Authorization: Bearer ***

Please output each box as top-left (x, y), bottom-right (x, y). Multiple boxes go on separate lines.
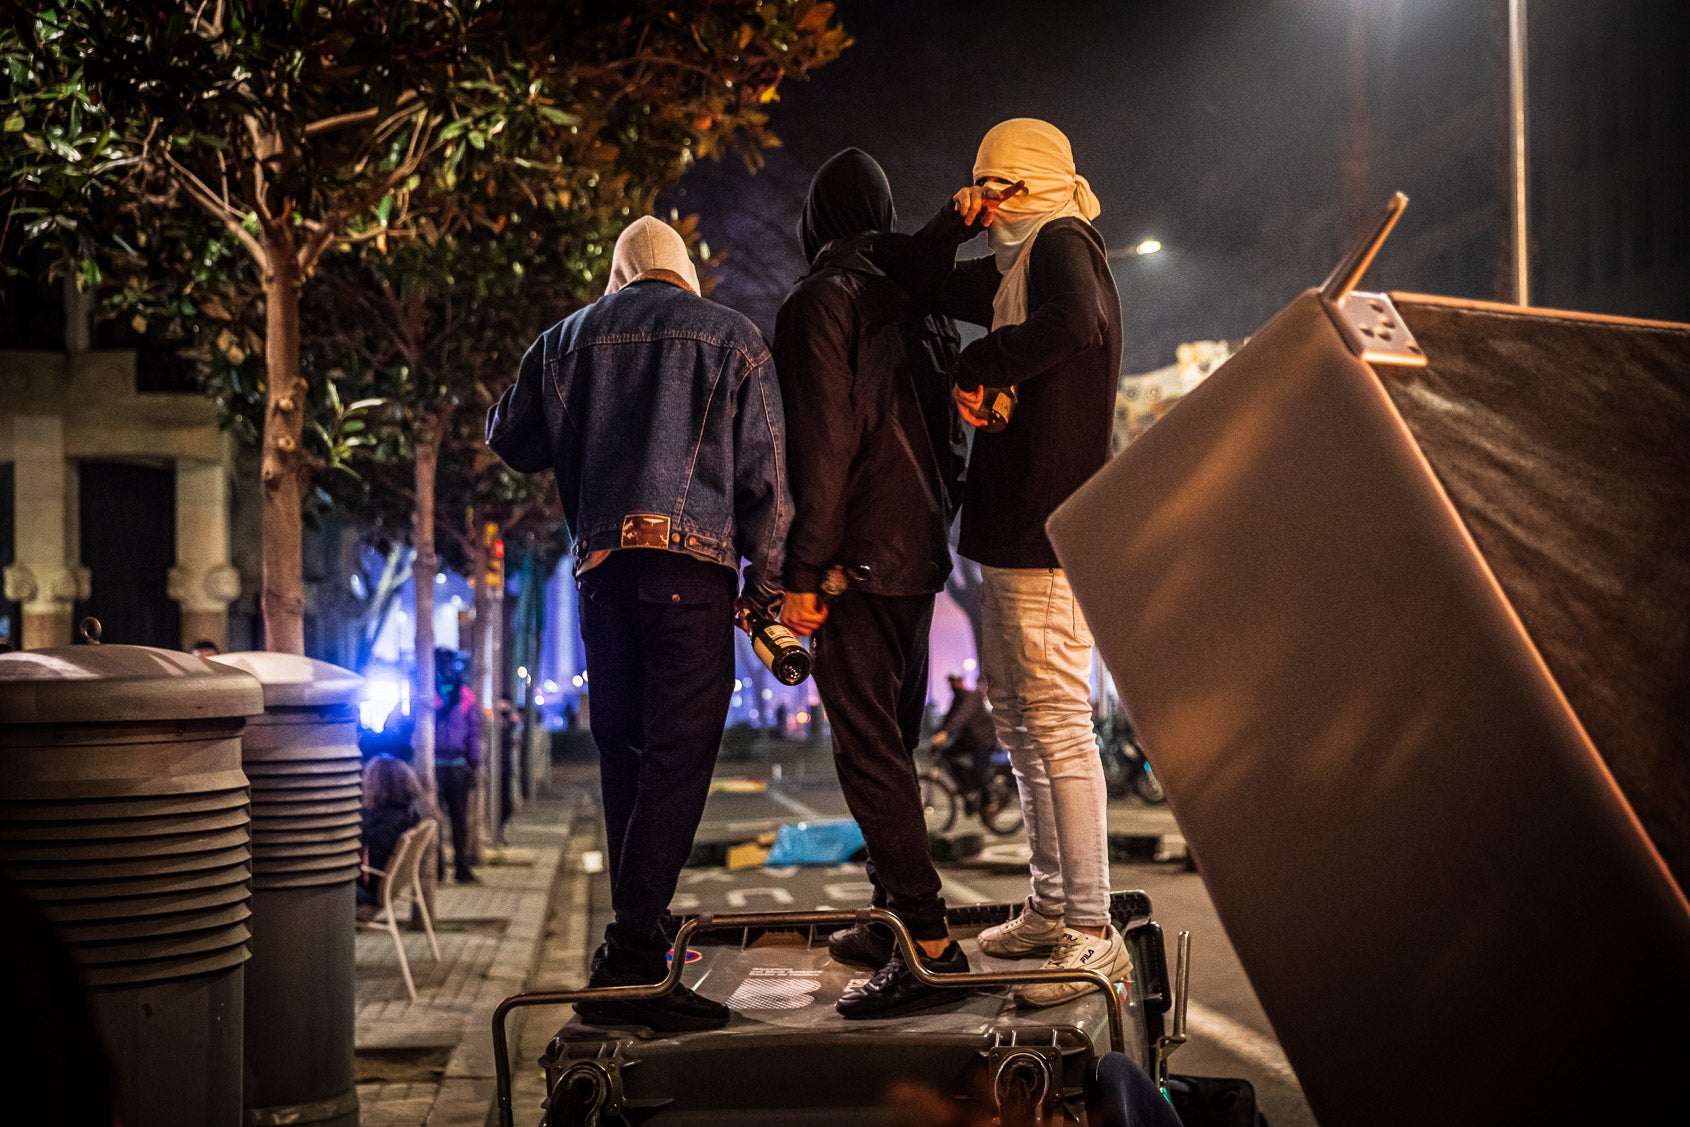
top-left (764, 818), bottom-right (866, 865)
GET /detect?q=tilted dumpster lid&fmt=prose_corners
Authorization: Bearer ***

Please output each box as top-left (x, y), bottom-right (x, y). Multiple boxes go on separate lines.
top-left (209, 652), bottom-right (365, 709)
top-left (0, 645), bottom-right (265, 725)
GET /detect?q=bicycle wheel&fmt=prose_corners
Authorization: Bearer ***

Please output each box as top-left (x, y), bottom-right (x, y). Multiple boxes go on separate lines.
top-left (980, 770), bottom-right (1024, 836)
top-left (918, 770), bottom-right (959, 834)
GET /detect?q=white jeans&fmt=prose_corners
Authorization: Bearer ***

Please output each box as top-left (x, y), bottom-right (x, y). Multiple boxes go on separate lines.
top-left (980, 566), bottom-right (1110, 927)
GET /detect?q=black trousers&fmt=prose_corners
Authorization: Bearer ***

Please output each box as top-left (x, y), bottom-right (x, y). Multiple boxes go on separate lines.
top-left (579, 550), bottom-right (736, 939)
top-left (813, 589), bottom-right (948, 940)
top-left (436, 763), bottom-right (475, 880)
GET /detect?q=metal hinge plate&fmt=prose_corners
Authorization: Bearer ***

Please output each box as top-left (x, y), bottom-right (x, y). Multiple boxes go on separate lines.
top-left (1326, 290), bottom-right (1428, 367)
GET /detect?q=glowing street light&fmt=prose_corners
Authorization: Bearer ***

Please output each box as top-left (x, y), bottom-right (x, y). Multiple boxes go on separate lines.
top-left (1134, 238), bottom-right (1162, 256)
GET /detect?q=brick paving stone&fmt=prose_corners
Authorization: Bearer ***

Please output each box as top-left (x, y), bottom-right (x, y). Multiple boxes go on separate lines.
top-left (353, 781), bottom-right (585, 1125)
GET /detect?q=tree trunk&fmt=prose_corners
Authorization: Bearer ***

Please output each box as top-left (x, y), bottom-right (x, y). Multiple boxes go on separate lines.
top-left (259, 239), bottom-right (308, 654)
top-left (466, 530), bottom-right (490, 863)
top-left (519, 552), bottom-right (544, 801)
top-left (411, 425), bottom-right (443, 922)
top-left (412, 429), bottom-right (441, 803)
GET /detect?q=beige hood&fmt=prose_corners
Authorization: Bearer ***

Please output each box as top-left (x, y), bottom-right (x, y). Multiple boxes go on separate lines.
top-left (604, 216), bottom-right (700, 296)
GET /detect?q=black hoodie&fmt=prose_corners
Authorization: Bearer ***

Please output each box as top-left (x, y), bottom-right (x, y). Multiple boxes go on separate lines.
top-left (774, 150), bottom-right (965, 596)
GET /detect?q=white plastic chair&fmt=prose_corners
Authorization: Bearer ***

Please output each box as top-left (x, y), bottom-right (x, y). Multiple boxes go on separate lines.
top-left (358, 819), bottom-right (441, 1001)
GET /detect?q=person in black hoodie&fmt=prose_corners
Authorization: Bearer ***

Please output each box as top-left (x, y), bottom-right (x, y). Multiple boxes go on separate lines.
top-left (774, 148), bottom-right (974, 1018)
top-left (875, 119), bottom-right (1132, 1009)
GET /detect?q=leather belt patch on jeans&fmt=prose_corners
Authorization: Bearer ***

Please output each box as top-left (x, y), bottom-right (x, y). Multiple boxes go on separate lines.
top-left (620, 513), bottom-right (672, 550)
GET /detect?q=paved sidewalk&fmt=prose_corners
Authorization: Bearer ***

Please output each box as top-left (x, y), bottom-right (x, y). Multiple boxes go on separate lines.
top-left (354, 779), bottom-right (586, 1127)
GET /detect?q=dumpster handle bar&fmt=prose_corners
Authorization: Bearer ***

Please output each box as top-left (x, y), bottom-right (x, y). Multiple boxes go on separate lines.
top-left (491, 905), bottom-right (1130, 1127)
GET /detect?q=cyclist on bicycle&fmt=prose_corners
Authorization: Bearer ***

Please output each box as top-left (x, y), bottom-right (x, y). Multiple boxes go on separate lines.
top-left (932, 672), bottom-right (997, 796)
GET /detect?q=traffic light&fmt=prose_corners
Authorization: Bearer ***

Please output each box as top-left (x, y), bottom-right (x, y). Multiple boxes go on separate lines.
top-left (484, 522), bottom-right (505, 591)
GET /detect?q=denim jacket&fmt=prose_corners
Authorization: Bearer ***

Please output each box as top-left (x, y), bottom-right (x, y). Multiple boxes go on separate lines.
top-left (486, 279), bottom-right (791, 596)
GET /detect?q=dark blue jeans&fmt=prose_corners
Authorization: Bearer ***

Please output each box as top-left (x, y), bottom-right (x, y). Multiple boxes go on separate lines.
top-left (578, 549), bottom-right (736, 940)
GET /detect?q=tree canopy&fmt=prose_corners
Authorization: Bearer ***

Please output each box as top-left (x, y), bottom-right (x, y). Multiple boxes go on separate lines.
top-left (2, 0), bottom-right (850, 652)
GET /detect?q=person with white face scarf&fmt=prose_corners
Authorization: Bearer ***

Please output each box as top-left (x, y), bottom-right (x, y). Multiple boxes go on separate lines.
top-left (488, 215), bottom-right (791, 1032)
top-left (874, 118), bottom-right (1128, 1008)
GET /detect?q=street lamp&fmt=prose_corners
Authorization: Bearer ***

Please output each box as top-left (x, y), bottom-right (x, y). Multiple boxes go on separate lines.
top-left (1109, 239), bottom-right (1165, 261)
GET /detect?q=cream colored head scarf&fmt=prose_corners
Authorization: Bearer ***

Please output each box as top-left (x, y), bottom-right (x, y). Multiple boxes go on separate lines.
top-left (973, 118), bottom-right (1101, 329)
top-left (604, 216), bottom-right (701, 296)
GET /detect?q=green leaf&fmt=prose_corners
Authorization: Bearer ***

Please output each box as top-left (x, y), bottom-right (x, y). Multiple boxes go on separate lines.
top-left (2, 113), bottom-right (22, 132)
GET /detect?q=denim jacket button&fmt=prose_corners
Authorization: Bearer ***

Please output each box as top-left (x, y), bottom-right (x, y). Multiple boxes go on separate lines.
top-left (670, 533), bottom-right (680, 543)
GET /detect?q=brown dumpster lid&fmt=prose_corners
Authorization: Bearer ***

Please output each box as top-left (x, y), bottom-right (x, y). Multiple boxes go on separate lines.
top-left (209, 652), bottom-right (364, 709)
top-left (0, 645), bottom-right (264, 725)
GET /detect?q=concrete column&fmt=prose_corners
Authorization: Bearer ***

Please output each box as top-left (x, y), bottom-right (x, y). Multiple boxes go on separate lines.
top-left (3, 416), bottom-right (86, 649)
top-left (168, 460), bottom-right (240, 650)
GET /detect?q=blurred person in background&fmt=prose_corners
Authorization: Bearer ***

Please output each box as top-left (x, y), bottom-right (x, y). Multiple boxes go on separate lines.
top-left (357, 755), bottom-right (427, 921)
top-left (434, 661), bottom-right (481, 885)
top-left (497, 693), bottom-right (521, 828)
top-left (932, 672), bottom-right (996, 792)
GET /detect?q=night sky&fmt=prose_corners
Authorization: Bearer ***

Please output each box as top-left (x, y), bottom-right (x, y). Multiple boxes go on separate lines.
top-left (669, 0), bottom-right (1686, 369)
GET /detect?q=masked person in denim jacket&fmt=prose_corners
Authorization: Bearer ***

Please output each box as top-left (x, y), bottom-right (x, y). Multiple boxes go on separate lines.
top-left (487, 216), bottom-right (791, 1032)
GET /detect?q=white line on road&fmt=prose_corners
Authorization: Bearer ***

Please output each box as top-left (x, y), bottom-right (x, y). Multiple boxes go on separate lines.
top-left (1186, 1001), bottom-right (1301, 1088)
top-left (939, 874), bottom-right (997, 906)
top-left (766, 786), bottom-right (825, 822)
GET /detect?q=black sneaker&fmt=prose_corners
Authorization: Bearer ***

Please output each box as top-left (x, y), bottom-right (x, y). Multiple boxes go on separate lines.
top-left (827, 924), bottom-right (895, 971)
top-left (575, 984), bottom-right (729, 1033)
top-left (836, 941), bottom-right (970, 1020)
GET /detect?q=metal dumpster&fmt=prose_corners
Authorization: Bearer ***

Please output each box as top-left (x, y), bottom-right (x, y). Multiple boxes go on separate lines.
top-left (0, 643), bottom-right (264, 1127)
top-left (210, 652), bottom-right (365, 1127)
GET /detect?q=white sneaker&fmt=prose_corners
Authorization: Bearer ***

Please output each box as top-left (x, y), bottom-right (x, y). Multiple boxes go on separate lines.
top-left (977, 898), bottom-right (1066, 958)
top-left (1013, 926), bottom-right (1133, 1008)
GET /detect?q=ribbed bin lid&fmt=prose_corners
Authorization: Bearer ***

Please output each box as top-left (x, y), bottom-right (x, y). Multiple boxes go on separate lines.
top-left (0, 645), bottom-right (263, 724)
top-left (209, 652), bottom-right (364, 709)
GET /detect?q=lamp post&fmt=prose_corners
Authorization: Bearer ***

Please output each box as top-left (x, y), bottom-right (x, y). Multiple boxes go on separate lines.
top-left (1508, 0), bottom-right (1530, 305)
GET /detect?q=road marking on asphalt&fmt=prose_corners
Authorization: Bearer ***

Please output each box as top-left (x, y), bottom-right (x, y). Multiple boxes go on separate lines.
top-left (939, 874), bottom-right (996, 906)
top-left (766, 786), bottom-right (826, 822)
top-left (1186, 1001), bottom-right (1301, 1088)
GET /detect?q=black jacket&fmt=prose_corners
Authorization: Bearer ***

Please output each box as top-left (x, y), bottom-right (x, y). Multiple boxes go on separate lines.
top-left (774, 237), bottom-right (964, 596)
top-left (878, 208), bottom-right (1121, 569)
top-left (358, 800), bottom-right (422, 906)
